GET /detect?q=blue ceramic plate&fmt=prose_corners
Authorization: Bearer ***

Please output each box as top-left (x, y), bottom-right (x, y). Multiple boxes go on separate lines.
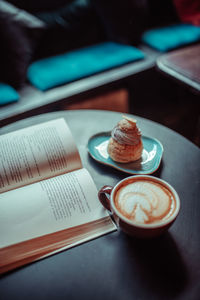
top-left (87, 132), bottom-right (163, 175)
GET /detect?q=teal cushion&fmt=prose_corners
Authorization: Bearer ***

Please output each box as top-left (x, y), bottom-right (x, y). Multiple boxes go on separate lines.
top-left (0, 83), bottom-right (19, 105)
top-left (27, 42), bottom-right (145, 91)
top-left (142, 23), bottom-right (200, 52)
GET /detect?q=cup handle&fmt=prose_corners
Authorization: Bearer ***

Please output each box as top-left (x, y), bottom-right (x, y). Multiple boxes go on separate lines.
top-left (98, 185), bottom-right (113, 212)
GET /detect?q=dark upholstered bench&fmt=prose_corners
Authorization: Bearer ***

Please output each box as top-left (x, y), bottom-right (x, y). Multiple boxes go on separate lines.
top-left (0, 45), bottom-right (160, 127)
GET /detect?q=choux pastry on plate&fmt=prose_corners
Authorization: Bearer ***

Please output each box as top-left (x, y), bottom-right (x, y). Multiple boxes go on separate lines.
top-left (107, 116), bottom-right (143, 163)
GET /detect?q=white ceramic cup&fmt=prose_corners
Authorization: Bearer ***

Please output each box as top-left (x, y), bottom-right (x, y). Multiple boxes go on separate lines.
top-left (98, 175), bottom-right (180, 238)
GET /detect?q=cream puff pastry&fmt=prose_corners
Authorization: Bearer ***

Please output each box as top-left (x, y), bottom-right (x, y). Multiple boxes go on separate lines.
top-left (107, 116), bottom-right (143, 163)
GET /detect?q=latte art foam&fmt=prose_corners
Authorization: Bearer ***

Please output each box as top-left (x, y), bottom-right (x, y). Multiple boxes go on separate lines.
top-left (115, 180), bottom-right (176, 224)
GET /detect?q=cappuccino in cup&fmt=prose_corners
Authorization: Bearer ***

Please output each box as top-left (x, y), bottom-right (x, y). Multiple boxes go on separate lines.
top-left (114, 177), bottom-right (176, 225)
top-left (98, 175), bottom-right (180, 238)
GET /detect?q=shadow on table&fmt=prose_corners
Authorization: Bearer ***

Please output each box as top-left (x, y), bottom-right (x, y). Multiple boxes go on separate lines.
top-left (124, 232), bottom-right (188, 298)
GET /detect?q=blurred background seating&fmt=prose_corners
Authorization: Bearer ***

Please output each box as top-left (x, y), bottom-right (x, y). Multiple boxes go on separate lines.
top-left (0, 0), bottom-right (199, 145)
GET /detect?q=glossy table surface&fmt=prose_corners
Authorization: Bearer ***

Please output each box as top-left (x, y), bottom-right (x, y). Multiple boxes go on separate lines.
top-left (157, 44), bottom-right (200, 94)
top-left (0, 110), bottom-right (200, 300)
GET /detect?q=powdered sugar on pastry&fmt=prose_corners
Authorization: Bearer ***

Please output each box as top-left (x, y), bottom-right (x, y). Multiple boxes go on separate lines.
top-left (111, 117), bottom-right (141, 145)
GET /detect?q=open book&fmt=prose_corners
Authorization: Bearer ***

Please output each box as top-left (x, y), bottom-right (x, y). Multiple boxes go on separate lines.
top-left (0, 118), bottom-right (116, 274)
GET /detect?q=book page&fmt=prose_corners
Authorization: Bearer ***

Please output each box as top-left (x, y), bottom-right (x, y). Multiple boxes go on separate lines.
top-left (0, 118), bottom-right (82, 193)
top-left (0, 168), bottom-right (111, 249)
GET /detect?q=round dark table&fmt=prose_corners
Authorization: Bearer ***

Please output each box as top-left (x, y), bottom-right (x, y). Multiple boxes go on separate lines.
top-left (0, 110), bottom-right (200, 300)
